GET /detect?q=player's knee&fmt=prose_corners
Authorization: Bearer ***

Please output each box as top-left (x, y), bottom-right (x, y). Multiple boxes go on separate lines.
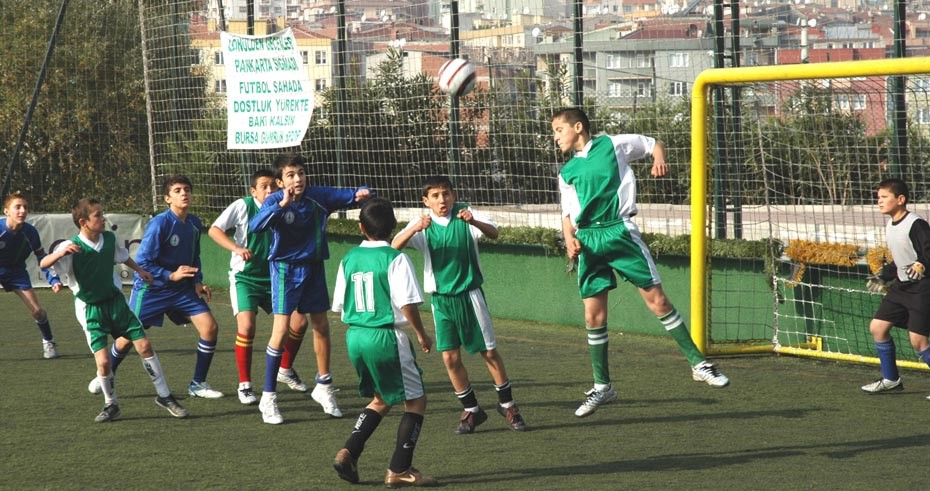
top-left (32, 308), bottom-right (47, 322)
top-left (135, 338), bottom-right (154, 357)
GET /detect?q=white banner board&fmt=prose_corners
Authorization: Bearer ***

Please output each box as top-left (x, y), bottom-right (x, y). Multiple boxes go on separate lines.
top-left (25, 214), bottom-right (146, 287)
top-left (222, 29), bottom-right (313, 149)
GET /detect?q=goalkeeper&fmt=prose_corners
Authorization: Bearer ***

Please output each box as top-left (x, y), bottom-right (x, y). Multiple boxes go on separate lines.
top-left (862, 178), bottom-right (930, 396)
top-left (551, 107), bottom-right (729, 418)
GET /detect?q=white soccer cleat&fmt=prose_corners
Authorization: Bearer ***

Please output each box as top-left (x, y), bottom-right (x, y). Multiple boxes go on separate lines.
top-left (311, 383), bottom-right (343, 418)
top-left (188, 381), bottom-right (224, 399)
top-left (259, 392), bottom-right (283, 425)
top-left (861, 378), bottom-right (903, 394)
top-left (42, 340), bottom-right (59, 359)
top-left (692, 361), bottom-right (730, 388)
top-left (238, 382), bottom-right (258, 405)
top-left (87, 376), bottom-right (103, 395)
top-left (575, 386), bottom-right (618, 417)
top-left (276, 368), bottom-right (309, 392)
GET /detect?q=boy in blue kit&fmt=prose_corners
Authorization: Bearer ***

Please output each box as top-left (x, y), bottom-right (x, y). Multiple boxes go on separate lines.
top-left (392, 176), bottom-right (527, 434)
top-left (331, 197), bottom-right (436, 488)
top-left (2, 194), bottom-right (63, 359)
top-left (249, 152), bottom-right (371, 424)
top-left (42, 198), bottom-right (188, 422)
top-left (88, 175), bottom-right (224, 399)
top-left (208, 169), bottom-right (311, 405)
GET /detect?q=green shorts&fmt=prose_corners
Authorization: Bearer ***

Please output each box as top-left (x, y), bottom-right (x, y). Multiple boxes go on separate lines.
top-left (346, 326), bottom-right (425, 405)
top-left (77, 295), bottom-right (146, 353)
top-left (229, 271), bottom-right (272, 316)
top-left (575, 218), bottom-right (661, 299)
top-left (430, 288), bottom-right (496, 354)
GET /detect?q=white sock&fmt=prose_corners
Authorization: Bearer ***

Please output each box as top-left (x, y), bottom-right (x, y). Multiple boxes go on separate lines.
top-left (142, 353), bottom-right (170, 398)
top-left (100, 374), bottom-right (117, 405)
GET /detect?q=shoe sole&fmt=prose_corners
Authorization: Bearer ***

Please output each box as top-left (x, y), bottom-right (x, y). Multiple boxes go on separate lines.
top-left (862, 384), bottom-right (904, 394)
top-left (311, 393), bottom-right (343, 418)
top-left (155, 399), bottom-right (189, 418)
top-left (333, 462), bottom-right (358, 483)
top-left (188, 390), bottom-right (224, 399)
top-left (575, 392), bottom-right (618, 418)
top-left (454, 410), bottom-right (488, 434)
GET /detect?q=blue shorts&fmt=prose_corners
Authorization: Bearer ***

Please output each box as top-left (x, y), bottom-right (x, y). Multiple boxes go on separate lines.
top-left (0, 267), bottom-right (32, 292)
top-left (129, 283), bottom-right (210, 327)
top-left (270, 260), bottom-right (329, 315)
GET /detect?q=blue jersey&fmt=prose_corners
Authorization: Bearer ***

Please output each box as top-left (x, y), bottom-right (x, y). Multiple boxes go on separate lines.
top-left (133, 209), bottom-right (204, 290)
top-left (0, 220), bottom-right (59, 286)
top-left (249, 185), bottom-right (364, 263)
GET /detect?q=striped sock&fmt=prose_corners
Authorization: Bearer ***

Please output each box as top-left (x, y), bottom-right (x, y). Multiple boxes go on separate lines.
top-left (494, 379), bottom-right (514, 406)
top-left (109, 344), bottom-right (129, 374)
top-left (586, 325), bottom-right (610, 386)
top-left (264, 346), bottom-right (284, 392)
top-left (235, 333), bottom-right (254, 383)
top-left (280, 327), bottom-right (305, 371)
top-left (455, 385), bottom-right (479, 410)
top-left (192, 338), bottom-right (216, 383)
top-left (660, 309), bottom-right (704, 367)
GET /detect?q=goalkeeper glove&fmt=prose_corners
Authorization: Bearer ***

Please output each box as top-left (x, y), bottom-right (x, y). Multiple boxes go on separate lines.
top-left (906, 262), bottom-right (926, 281)
top-left (866, 275), bottom-right (887, 294)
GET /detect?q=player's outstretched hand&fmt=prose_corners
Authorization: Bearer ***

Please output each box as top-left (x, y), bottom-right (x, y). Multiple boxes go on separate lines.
top-left (906, 262), bottom-right (925, 281)
top-left (354, 188), bottom-right (372, 202)
top-left (196, 283), bottom-right (212, 302)
top-left (866, 275), bottom-right (887, 293)
top-left (169, 265), bottom-right (199, 282)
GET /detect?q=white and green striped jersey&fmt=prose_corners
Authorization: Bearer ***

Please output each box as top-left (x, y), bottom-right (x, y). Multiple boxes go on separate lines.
top-left (332, 240), bottom-right (423, 328)
top-left (211, 196), bottom-right (271, 278)
top-left (559, 134), bottom-right (656, 228)
top-left (396, 203), bottom-right (494, 295)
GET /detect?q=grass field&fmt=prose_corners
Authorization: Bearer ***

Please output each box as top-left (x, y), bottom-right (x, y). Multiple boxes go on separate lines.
top-left (2, 289), bottom-right (928, 490)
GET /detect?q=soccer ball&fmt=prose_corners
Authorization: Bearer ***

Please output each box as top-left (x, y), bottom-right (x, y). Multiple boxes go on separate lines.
top-left (438, 58), bottom-right (476, 97)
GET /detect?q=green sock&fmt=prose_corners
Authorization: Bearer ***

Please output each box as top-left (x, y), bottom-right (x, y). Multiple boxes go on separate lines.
top-left (586, 326), bottom-right (610, 385)
top-left (660, 309), bottom-right (705, 366)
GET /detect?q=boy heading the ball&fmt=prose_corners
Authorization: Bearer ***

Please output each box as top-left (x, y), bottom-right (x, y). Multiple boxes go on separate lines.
top-left (551, 107), bottom-right (729, 418)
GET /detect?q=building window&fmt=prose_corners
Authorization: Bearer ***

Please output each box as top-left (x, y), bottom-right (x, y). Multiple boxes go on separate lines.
top-left (608, 81), bottom-right (623, 97)
top-left (214, 51), bottom-right (224, 65)
top-left (916, 78), bottom-right (930, 92)
top-left (852, 94), bottom-right (866, 110)
top-left (301, 50), bottom-right (309, 65)
top-left (633, 54), bottom-right (651, 68)
top-left (214, 79), bottom-right (227, 93)
top-left (919, 108), bottom-right (930, 124)
top-left (315, 79), bottom-right (328, 91)
top-left (669, 52), bottom-right (690, 68)
top-left (315, 50), bottom-right (328, 65)
top-left (636, 80), bottom-right (650, 97)
top-left (669, 81), bottom-right (687, 96)
top-left (606, 54), bottom-right (622, 69)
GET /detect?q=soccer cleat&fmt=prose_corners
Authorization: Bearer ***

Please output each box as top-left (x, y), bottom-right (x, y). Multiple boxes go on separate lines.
top-left (861, 378), bottom-right (903, 394)
top-left (155, 394), bottom-right (189, 418)
top-left (237, 382), bottom-right (258, 405)
top-left (276, 368), bottom-right (309, 392)
top-left (311, 383), bottom-right (343, 418)
top-left (454, 407), bottom-right (488, 434)
top-left (42, 340), bottom-right (59, 359)
top-left (496, 404), bottom-right (527, 431)
top-left (692, 361), bottom-right (730, 388)
top-left (94, 403), bottom-right (121, 423)
top-left (333, 448), bottom-right (359, 484)
top-left (88, 376), bottom-right (103, 395)
top-left (188, 380), bottom-right (224, 399)
top-left (259, 392), bottom-right (283, 425)
top-left (384, 467), bottom-right (437, 488)
top-left (574, 387), bottom-right (618, 417)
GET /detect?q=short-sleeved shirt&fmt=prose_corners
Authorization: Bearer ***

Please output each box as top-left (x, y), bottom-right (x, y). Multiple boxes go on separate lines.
top-left (212, 196), bottom-right (271, 280)
top-left (332, 241), bottom-right (423, 327)
top-left (395, 204), bottom-right (494, 295)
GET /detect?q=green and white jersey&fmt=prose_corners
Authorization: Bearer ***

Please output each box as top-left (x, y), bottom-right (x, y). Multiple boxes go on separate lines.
top-left (49, 231), bottom-right (127, 303)
top-left (559, 134), bottom-right (656, 228)
top-left (396, 203), bottom-right (494, 295)
top-left (332, 240), bottom-right (424, 328)
top-left (211, 196), bottom-right (271, 279)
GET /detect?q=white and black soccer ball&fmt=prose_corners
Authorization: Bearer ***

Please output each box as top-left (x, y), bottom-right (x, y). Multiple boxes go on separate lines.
top-left (438, 58), bottom-right (476, 97)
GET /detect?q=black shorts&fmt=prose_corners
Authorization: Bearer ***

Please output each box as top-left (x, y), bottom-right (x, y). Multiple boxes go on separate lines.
top-left (874, 280), bottom-right (930, 336)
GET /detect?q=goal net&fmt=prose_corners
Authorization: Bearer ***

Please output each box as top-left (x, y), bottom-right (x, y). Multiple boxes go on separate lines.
top-left (692, 57), bottom-right (930, 371)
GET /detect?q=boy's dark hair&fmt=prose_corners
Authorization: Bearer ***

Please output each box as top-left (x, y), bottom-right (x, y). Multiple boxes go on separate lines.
top-left (552, 107), bottom-right (591, 134)
top-left (421, 175), bottom-right (454, 197)
top-left (251, 169), bottom-right (275, 188)
top-left (272, 152), bottom-right (307, 180)
top-left (359, 197), bottom-right (397, 241)
top-left (71, 198), bottom-right (101, 228)
top-left (163, 175), bottom-right (193, 195)
top-left (879, 178), bottom-right (909, 203)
